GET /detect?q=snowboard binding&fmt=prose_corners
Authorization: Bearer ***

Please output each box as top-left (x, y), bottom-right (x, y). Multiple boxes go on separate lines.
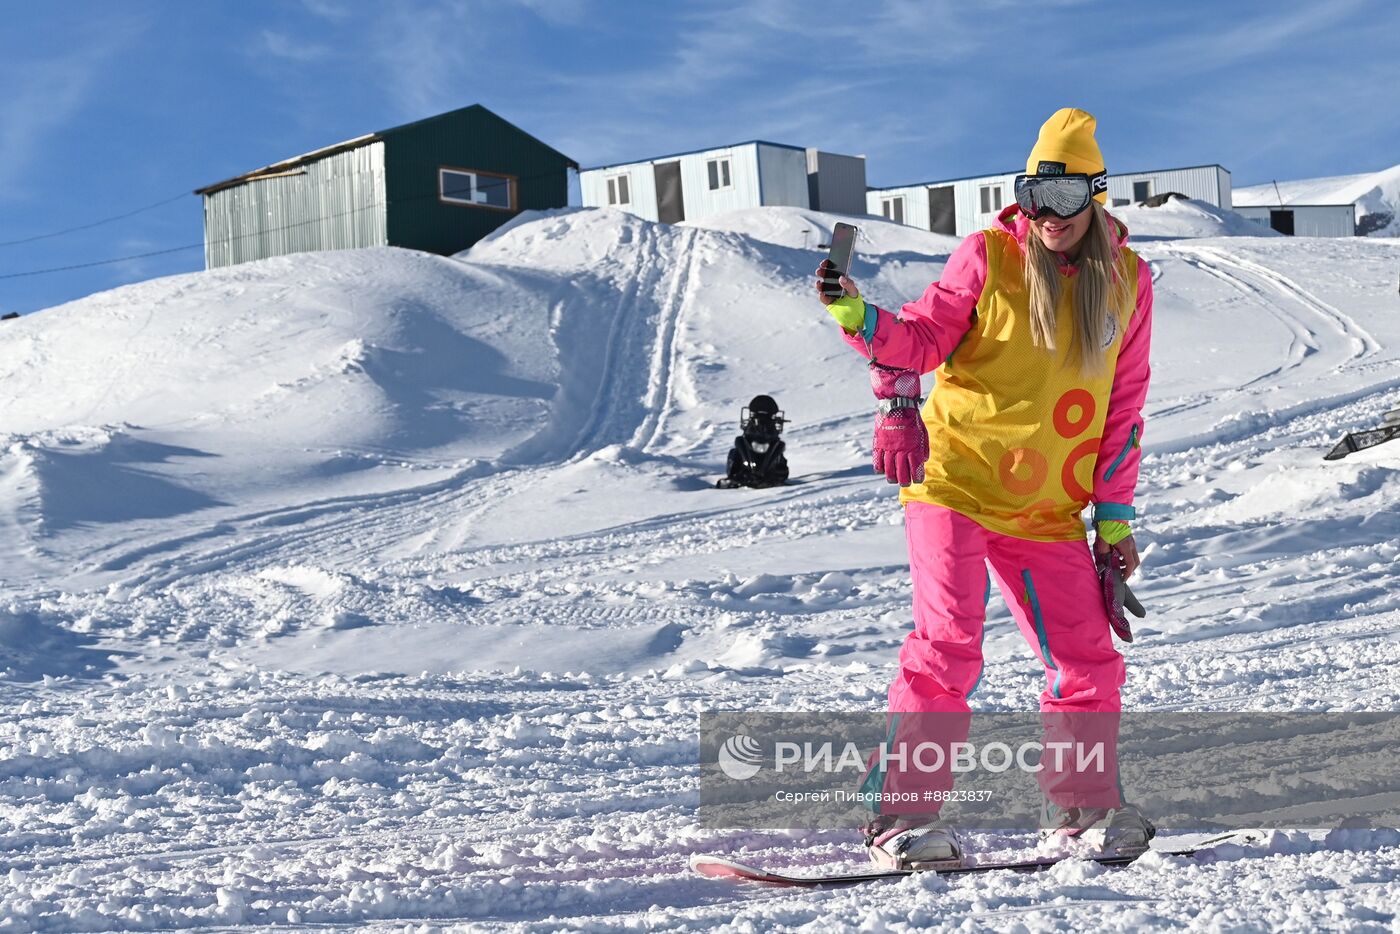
top-left (716, 395), bottom-right (790, 489)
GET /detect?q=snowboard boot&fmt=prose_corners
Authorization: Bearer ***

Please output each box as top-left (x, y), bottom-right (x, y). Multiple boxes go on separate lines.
top-left (1040, 800), bottom-right (1156, 856)
top-left (864, 814), bottom-right (965, 870)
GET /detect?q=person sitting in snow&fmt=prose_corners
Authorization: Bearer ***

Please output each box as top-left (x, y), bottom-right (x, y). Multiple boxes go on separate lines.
top-left (816, 108), bottom-right (1154, 869)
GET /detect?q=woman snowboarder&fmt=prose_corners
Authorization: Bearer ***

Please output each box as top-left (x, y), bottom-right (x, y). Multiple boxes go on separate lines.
top-left (816, 108), bottom-right (1154, 869)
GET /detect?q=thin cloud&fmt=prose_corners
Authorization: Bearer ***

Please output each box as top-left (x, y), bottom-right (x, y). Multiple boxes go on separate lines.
top-left (257, 30), bottom-right (332, 63)
top-left (364, 0), bottom-right (590, 116)
top-left (0, 18), bottom-right (147, 202)
top-left (367, 4), bottom-right (489, 116)
top-left (300, 0), bottom-right (353, 21)
top-left (1106, 0), bottom-right (1373, 78)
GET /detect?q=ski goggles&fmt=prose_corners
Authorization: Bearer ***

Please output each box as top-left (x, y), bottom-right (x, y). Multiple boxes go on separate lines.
top-left (1013, 171), bottom-right (1108, 220)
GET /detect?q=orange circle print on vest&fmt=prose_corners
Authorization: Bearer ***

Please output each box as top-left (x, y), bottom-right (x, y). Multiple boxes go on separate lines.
top-left (1053, 388), bottom-right (1096, 438)
top-left (999, 448), bottom-right (1049, 496)
top-left (1061, 437), bottom-right (1100, 501)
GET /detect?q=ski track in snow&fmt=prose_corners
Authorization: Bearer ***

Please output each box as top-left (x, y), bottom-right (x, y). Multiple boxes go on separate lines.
top-left (1, 209), bottom-right (1399, 930)
top-left (1141, 241), bottom-right (1386, 453)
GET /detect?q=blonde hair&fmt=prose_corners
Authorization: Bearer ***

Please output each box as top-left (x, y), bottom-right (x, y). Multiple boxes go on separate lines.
top-left (1022, 202), bottom-right (1130, 374)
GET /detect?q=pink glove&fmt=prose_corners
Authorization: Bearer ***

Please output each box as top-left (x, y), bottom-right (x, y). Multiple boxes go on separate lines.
top-left (870, 362), bottom-right (928, 486)
top-left (1095, 548), bottom-right (1146, 642)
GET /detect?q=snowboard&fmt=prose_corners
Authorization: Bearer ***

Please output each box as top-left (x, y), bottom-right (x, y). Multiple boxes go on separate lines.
top-left (1324, 424), bottom-right (1400, 460)
top-left (690, 830), bottom-right (1262, 888)
top-left (1325, 408), bottom-right (1400, 460)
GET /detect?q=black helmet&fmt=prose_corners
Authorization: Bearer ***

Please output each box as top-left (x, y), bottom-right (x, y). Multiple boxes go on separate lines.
top-left (747, 394), bottom-right (779, 416)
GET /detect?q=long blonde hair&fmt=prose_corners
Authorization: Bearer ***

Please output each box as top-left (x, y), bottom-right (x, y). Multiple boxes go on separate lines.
top-left (1022, 202), bottom-right (1130, 374)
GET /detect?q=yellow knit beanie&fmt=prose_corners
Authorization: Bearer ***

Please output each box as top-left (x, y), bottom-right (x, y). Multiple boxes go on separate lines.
top-left (1026, 108), bottom-right (1108, 204)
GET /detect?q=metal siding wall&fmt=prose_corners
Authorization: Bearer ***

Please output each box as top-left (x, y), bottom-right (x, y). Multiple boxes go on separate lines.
top-left (866, 185), bottom-right (925, 229)
top-left (680, 145), bottom-right (761, 221)
top-left (1106, 168), bottom-right (1224, 205)
top-left (203, 142), bottom-right (387, 269)
top-left (870, 176), bottom-right (1020, 236)
top-left (1232, 207), bottom-right (1275, 233)
top-left (868, 190), bottom-right (890, 219)
top-left (811, 151), bottom-right (868, 215)
top-left (908, 188), bottom-right (932, 230)
top-left (1232, 205), bottom-right (1356, 236)
top-left (955, 174), bottom-right (1016, 236)
top-left (756, 144), bottom-right (810, 208)
top-left (579, 170), bottom-right (607, 208)
top-left (629, 166), bottom-right (660, 222)
top-left (1293, 206), bottom-right (1355, 237)
top-left (1217, 166), bottom-right (1233, 209)
top-left (579, 164), bottom-right (660, 221)
top-left (382, 107), bottom-right (573, 255)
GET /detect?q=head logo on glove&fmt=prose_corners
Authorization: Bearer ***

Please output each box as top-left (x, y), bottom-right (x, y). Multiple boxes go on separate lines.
top-left (870, 362), bottom-right (927, 487)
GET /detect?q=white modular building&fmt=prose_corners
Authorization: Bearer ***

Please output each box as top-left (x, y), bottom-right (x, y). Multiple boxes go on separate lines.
top-left (1232, 204), bottom-right (1357, 237)
top-left (867, 171), bottom-right (1020, 238)
top-left (579, 141), bottom-right (867, 224)
top-left (869, 163), bottom-right (1234, 238)
top-left (1104, 164), bottom-right (1231, 209)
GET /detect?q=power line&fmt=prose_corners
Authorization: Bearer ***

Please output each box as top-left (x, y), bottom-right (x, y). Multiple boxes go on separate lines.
top-left (1, 164), bottom-right (576, 282)
top-left (0, 243), bottom-right (204, 280)
top-left (0, 192), bottom-right (191, 247)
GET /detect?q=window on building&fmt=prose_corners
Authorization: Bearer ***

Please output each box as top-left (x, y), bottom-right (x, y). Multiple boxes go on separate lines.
top-left (881, 196), bottom-right (905, 225)
top-left (979, 184), bottom-right (1003, 214)
top-left (1133, 180), bottom-right (1152, 203)
top-left (707, 157), bottom-right (732, 191)
top-left (607, 174), bottom-right (631, 206)
top-left (440, 167), bottom-right (514, 210)
top-left (1112, 198), bottom-right (1130, 207)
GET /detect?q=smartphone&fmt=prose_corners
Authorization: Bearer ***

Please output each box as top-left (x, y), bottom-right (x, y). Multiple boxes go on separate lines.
top-left (824, 223), bottom-right (858, 297)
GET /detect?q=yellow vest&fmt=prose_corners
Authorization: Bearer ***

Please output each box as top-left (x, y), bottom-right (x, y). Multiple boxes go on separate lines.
top-left (899, 228), bottom-right (1139, 541)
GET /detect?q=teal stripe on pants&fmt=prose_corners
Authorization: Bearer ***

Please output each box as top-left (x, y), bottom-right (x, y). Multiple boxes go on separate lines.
top-left (1021, 569), bottom-right (1062, 699)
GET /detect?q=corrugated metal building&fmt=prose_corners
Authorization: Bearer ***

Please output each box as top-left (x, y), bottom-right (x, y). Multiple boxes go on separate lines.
top-left (195, 105), bottom-right (576, 269)
top-left (869, 164), bottom-right (1234, 237)
top-left (1233, 204), bottom-right (1357, 237)
top-left (1105, 164), bottom-right (1231, 209)
top-left (806, 150), bottom-right (868, 215)
top-left (579, 141), bottom-right (866, 223)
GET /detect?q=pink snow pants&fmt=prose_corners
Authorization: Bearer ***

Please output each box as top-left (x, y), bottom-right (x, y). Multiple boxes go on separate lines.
top-left (869, 503), bottom-right (1127, 814)
top-left (891, 502), bottom-right (1125, 714)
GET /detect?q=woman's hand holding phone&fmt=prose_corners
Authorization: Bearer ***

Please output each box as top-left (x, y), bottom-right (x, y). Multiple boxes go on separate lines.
top-left (816, 260), bottom-right (865, 333)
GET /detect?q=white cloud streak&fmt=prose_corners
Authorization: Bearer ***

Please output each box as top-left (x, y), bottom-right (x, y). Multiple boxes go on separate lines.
top-left (0, 17), bottom-right (148, 202)
top-left (257, 30), bottom-right (332, 63)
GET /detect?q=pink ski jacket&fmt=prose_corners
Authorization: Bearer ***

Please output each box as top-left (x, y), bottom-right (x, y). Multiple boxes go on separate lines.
top-left (842, 206), bottom-right (1153, 542)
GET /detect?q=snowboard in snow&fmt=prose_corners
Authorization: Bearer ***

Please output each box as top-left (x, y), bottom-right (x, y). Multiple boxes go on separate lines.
top-left (690, 831), bottom-right (1261, 888)
top-left (1323, 423), bottom-right (1400, 460)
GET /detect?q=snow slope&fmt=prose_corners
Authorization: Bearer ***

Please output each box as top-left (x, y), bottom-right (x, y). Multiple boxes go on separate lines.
top-left (1235, 163), bottom-right (1400, 236)
top-left (1, 206), bottom-right (1400, 929)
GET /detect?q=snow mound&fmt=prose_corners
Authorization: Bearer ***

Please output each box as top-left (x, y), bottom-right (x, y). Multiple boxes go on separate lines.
top-left (679, 205), bottom-right (962, 257)
top-left (1234, 163), bottom-right (1400, 236)
top-left (0, 248), bottom-right (560, 460)
top-left (1, 426), bottom-right (224, 535)
top-left (1113, 197), bottom-right (1282, 240)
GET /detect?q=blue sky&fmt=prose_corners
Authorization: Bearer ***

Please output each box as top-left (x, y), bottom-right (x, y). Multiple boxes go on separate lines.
top-left (2, 0), bottom-right (1396, 315)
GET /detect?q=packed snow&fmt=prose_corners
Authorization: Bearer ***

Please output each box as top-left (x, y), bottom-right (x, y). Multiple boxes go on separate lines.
top-left (1, 204), bottom-right (1399, 930)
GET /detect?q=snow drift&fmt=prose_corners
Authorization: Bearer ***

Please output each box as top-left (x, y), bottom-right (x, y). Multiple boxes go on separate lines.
top-left (1111, 196), bottom-right (1283, 240)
